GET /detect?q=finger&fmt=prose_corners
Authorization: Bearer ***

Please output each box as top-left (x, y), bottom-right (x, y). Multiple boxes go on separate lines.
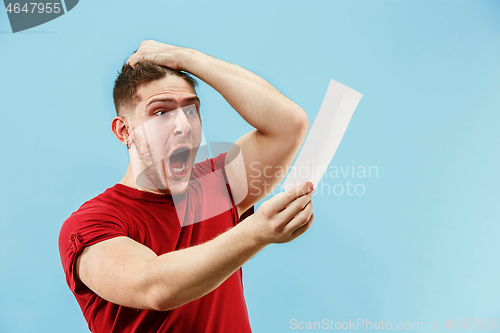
top-left (126, 52), bottom-right (142, 67)
top-left (279, 191), bottom-right (312, 223)
top-left (127, 42), bottom-right (150, 67)
top-left (282, 200), bottom-right (313, 234)
top-left (272, 182), bottom-right (313, 212)
top-left (290, 213), bottom-right (314, 239)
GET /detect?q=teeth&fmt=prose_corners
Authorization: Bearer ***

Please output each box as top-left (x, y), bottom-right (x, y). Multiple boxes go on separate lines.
top-left (172, 161), bottom-right (187, 173)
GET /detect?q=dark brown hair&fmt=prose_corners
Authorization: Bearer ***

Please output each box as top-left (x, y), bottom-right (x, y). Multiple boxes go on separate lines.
top-left (113, 60), bottom-right (198, 117)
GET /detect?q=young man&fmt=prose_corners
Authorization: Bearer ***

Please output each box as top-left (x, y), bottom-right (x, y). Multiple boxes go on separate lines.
top-left (59, 40), bottom-right (314, 332)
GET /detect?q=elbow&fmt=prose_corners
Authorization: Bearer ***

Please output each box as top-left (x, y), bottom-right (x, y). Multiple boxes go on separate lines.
top-left (147, 289), bottom-right (178, 312)
top-left (290, 107), bottom-right (309, 144)
top-left (149, 301), bottom-right (172, 312)
top-left (146, 283), bottom-right (191, 312)
top-left (141, 278), bottom-right (176, 311)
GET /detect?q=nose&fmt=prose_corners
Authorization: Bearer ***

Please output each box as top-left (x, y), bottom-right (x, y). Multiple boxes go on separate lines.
top-left (173, 108), bottom-right (192, 136)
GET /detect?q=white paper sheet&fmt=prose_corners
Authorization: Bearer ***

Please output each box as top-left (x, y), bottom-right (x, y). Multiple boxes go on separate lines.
top-left (281, 79), bottom-right (363, 190)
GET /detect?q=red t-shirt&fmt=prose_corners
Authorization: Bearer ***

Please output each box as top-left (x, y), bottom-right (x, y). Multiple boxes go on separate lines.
top-left (59, 153), bottom-right (253, 333)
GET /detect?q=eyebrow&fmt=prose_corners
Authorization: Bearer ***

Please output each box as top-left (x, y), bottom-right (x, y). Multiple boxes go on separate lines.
top-left (145, 96), bottom-right (200, 109)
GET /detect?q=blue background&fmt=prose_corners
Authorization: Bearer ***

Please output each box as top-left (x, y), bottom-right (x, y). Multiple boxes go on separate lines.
top-left (1, 0), bottom-right (499, 332)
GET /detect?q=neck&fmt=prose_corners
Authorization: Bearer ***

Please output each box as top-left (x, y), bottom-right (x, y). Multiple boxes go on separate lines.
top-left (119, 163), bottom-right (136, 188)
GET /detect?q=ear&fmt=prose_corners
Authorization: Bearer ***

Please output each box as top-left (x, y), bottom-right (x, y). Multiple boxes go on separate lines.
top-left (112, 116), bottom-right (131, 147)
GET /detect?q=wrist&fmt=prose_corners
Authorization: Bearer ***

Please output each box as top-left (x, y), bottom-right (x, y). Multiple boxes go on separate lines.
top-left (237, 215), bottom-right (269, 249)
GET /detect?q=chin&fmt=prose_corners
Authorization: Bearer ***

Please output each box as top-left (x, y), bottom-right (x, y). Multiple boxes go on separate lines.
top-left (137, 163), bottom-right (191, 195)
top-left (167, 181), bottom-right (190, 196)
top-left (164, 169), bottom-right (194, 196)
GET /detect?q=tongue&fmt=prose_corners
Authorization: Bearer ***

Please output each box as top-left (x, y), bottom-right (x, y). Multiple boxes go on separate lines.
top-left (170, 153), bottom-right (184, 169)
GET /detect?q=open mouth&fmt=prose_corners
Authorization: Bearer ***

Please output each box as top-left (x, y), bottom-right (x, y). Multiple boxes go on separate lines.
top-left (168, 146), bottom-right (191, 177)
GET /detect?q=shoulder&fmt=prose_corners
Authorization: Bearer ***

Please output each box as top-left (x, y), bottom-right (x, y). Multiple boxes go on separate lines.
top-left (64, 185), bottom-right (127, 225)
top-left (58, 185), bottom-right (133, 292)
top-left (59, 186), bottom-right (130, 255)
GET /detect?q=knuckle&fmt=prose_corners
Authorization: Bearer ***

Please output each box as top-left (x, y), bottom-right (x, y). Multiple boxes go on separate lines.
top-left (263, 209), bottom-right (273, 220)
top-left (259, 204), bottom-right (273, 219)
top-left (271, 221), bottom-right (281, 233)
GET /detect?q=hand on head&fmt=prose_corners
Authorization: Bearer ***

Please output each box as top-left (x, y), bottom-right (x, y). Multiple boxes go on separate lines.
top-left (127, 40), bottom-right (187, 70)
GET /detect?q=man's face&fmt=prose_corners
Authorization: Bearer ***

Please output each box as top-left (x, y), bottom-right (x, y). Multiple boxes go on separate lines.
top-left (128, 75), bottom-right (202, 195)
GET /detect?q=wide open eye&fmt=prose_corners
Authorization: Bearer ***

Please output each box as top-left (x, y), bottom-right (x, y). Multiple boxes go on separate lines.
top-left (155, 110), bottom-right (169, 116)
top-left (183, 106), bottom-right (198, 116)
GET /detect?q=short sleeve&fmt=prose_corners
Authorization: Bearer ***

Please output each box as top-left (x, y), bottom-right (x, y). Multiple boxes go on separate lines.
top-left (210, 152), bottom-right (227, 171)
top-left (58, 203), bottom-right (128, 294)
top-left (200, 152), bottom-right (254, 225)
top-left (192, 152), bottom-right (227, 178)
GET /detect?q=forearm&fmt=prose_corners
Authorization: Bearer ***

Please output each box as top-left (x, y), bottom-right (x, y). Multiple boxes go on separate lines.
top-left (180, 49), bottom-right (308, 137)
top-left (77, 182), bottom-right (313, 312)
top-left (143, 217), bottom-right (265, 311)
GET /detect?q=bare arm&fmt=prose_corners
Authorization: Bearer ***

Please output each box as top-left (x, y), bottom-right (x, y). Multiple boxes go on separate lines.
top-left (77, 182), bottom-right (314, 311)
top-left (128, 41), bottom-right (310, 216)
